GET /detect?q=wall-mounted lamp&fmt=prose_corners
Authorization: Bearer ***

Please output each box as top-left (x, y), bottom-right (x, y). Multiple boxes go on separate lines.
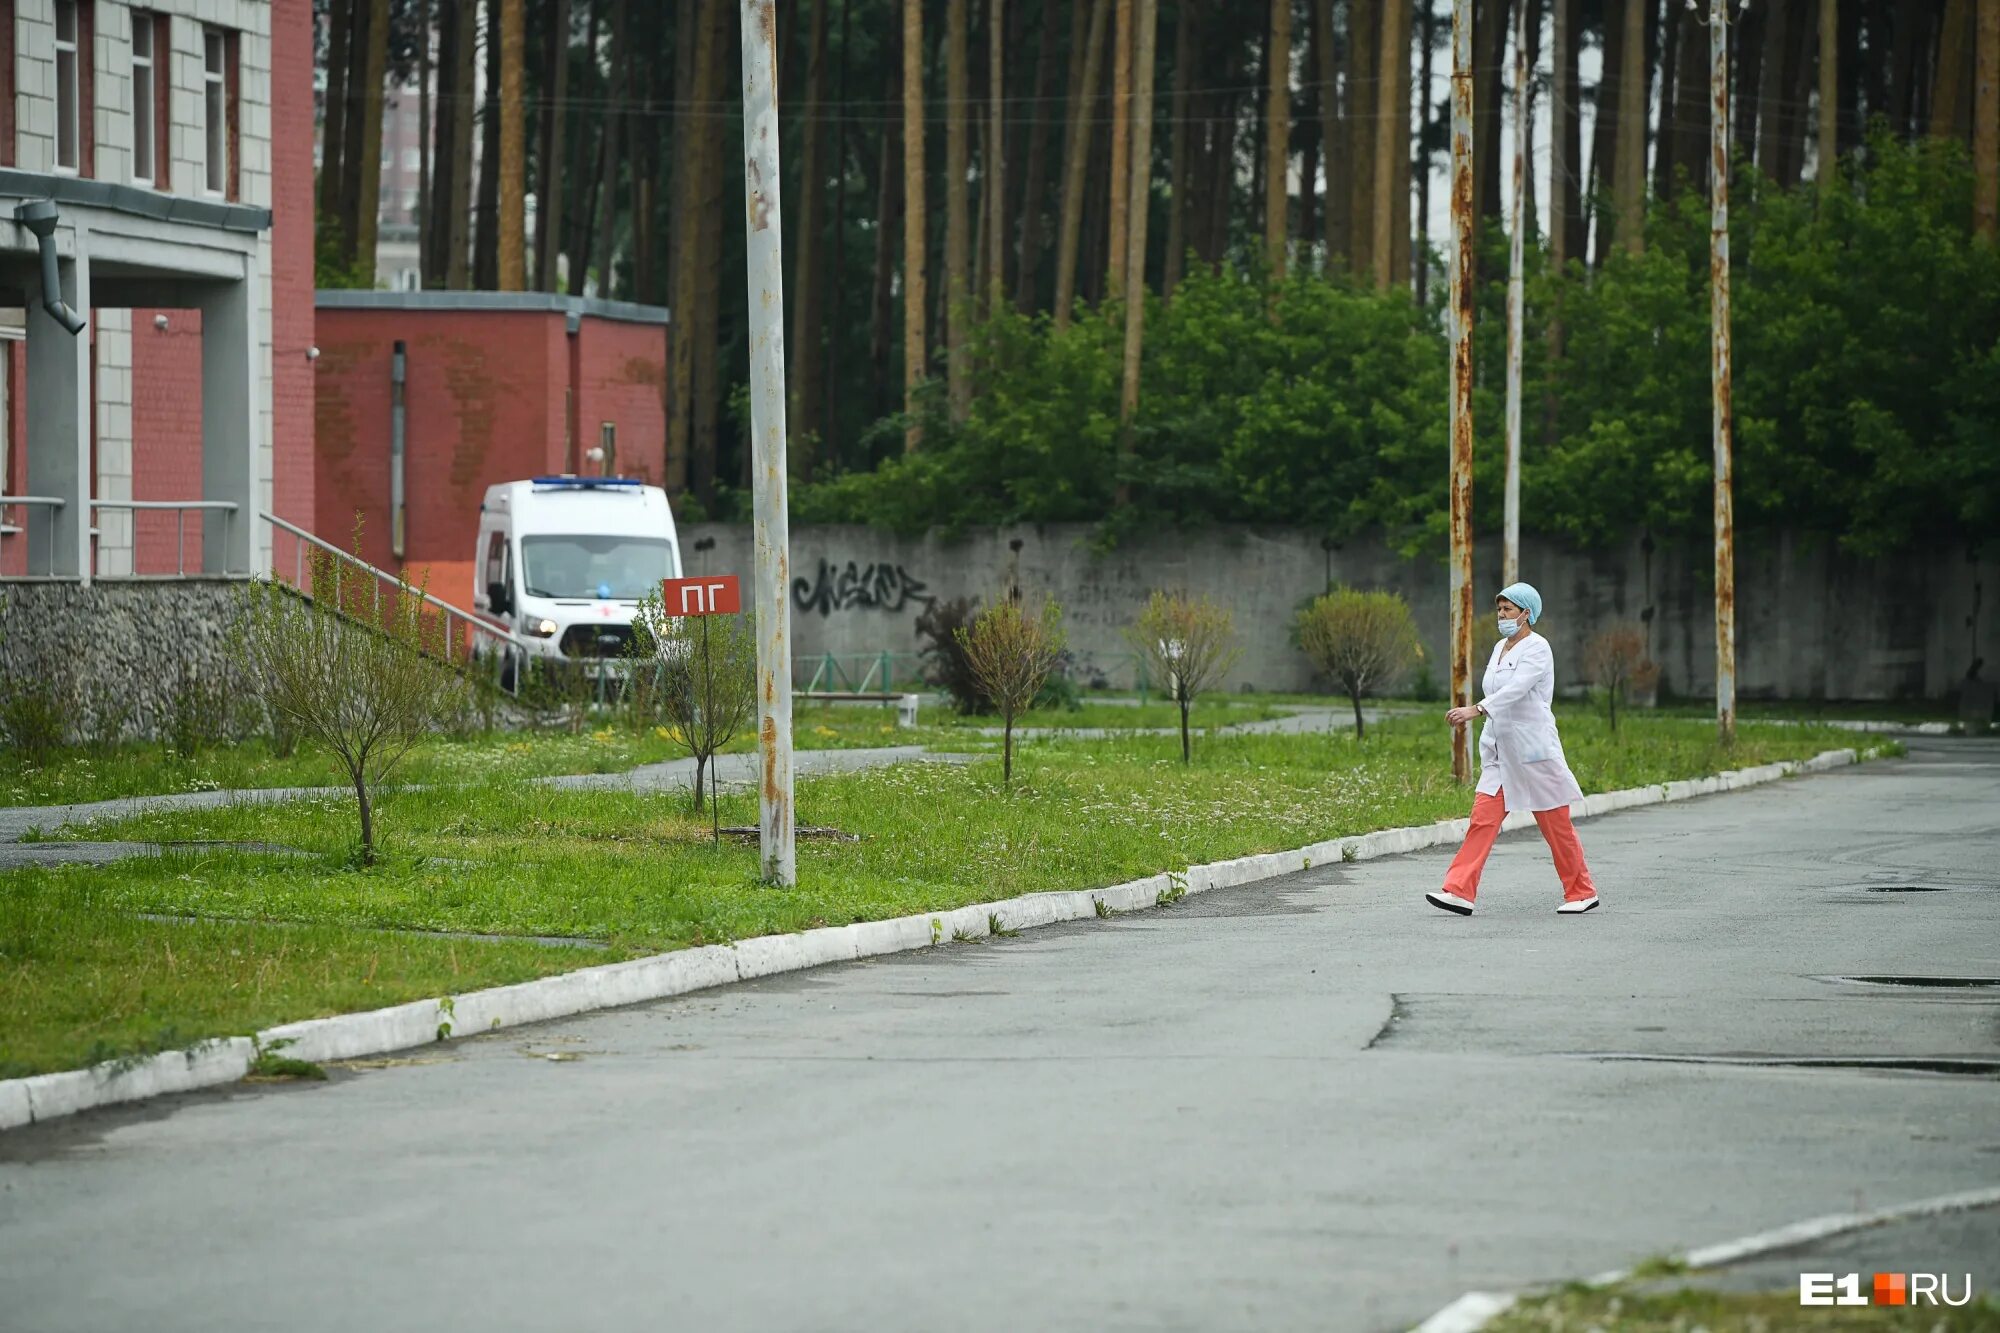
top-left (306, 346), bottom-right (320, 361)
top-left (153, 314), bottom-right (169, 330)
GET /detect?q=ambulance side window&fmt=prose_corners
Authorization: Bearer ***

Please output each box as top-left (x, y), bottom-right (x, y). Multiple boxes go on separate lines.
top-left (485, 532), bottom-right (507, 588)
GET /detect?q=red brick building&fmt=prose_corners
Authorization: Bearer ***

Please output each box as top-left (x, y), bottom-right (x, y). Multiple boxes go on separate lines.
top-left (312, 291), bottom-right (669, 606)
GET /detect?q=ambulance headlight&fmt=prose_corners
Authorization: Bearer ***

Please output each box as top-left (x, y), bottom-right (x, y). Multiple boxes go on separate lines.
top-left (531, 618), bottom-right (559, 638)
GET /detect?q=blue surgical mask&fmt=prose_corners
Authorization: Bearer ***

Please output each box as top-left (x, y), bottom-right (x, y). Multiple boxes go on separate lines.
top-left (1497, 617), bottom-right (1521, 638)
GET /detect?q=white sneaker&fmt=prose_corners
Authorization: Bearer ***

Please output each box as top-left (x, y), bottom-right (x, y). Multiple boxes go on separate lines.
top-left (1556, 896), bottom-right (1600, 914)
top-left (1426, 890), bottom-right (1476, 916)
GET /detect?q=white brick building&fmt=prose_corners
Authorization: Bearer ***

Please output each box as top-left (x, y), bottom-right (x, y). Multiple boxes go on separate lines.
top-left (2, 0), bottom-right (288, 581)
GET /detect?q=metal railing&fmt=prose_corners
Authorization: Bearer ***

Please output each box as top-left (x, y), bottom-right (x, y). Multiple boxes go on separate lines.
top-left (262, 510), bottom-right (529, 690)
top-left (0, 495), bottom-right (66, 577)
top-left (91, 498), bottom-right (239, 577)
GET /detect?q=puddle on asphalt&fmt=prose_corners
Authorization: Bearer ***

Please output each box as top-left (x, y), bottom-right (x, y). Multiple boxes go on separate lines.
top-left (1821, 975), bottom-right (2000, 989)
top-left (1575, 1053), bottom-right (2000, 1078)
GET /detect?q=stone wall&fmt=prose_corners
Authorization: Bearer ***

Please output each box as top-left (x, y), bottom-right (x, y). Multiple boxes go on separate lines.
top-left (680, 524), bottom-right (1996, 701)
top-left (0, 579), bottom-right (255, 744)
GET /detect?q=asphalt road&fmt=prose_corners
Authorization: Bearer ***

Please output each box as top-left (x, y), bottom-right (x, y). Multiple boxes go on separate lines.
top-left (2, 737), bottom-right (1995, 1333)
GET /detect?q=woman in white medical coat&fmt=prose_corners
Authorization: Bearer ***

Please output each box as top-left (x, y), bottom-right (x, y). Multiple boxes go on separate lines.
top-left (1426, 582), bottom-right (1600, 916)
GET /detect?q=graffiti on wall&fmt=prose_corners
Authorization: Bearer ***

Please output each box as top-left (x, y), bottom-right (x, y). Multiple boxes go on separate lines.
top-left (791, 559), bottom-right (937, 617)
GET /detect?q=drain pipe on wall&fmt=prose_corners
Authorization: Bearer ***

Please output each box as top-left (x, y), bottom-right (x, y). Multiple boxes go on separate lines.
top-left (14, 200), bottom-right (87, 335)
top-left (391, 339), bottom-right (406, 559)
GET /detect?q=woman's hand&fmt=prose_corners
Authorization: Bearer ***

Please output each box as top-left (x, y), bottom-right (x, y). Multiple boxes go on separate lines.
top-left (1445, 705), bottom-right (1481, 727)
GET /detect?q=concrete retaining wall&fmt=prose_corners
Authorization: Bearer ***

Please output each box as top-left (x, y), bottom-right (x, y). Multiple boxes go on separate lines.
top-left (681, 523), bottom-right (1995, 701)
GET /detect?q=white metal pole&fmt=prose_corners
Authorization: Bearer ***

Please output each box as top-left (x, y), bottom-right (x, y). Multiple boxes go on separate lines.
top-left (1504, 0), bottom-right (1528, 588)
top-left (738, 0), bottom-right (797, 883)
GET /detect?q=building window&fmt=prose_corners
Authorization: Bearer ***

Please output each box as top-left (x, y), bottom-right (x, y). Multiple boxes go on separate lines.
top-left (54, 0), bottom-right (80, 172)
top-left (204, 30), bottom-right (227, 193)
top-left (131, 15), bottom-right (155, 183)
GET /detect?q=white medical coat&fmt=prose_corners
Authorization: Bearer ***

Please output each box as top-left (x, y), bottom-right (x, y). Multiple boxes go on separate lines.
top-left (1475, 633), bottom-right (1584, 813)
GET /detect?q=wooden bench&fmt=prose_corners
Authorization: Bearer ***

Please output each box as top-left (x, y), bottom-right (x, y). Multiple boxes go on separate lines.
top-left (795, 691), bottom-right (922, 727)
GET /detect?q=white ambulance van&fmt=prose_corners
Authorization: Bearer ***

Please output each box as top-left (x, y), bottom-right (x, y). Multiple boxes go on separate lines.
top-left (473, 477), bottom-right (683, 678)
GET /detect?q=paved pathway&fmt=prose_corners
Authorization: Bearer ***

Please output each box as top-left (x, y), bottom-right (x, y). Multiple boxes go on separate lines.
top-left (2, 740), bottom-right (1995, 1333)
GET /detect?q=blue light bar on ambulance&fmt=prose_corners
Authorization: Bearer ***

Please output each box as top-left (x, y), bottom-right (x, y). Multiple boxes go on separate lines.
top-left (530, 476), bottom-right (644, 489)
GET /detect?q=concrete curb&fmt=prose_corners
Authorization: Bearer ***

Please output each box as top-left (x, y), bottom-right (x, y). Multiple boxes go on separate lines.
top-left (0, 745), bottom-right (1874, 1132)
top-left (1410, 1184), bottom-right (2000, 1332)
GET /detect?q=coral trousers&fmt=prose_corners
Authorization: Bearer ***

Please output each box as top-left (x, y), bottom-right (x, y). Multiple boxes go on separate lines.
top-left (1442, 789), bottom-right (1597, 903)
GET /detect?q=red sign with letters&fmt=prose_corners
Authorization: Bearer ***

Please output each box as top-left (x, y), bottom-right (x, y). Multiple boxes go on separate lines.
top-left (661, 575), bottom-right (743, 616)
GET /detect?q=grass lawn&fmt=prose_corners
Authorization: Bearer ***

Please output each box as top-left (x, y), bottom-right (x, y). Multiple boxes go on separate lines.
top-left (0, 697), bottom-right (1292, 808)
top-left (0, 890), bottom-right (592, 1081)
top-left (1488, 1281), bottom-right (1999, 1331)
top-left (0, 714), bottom-right (1885, 1077)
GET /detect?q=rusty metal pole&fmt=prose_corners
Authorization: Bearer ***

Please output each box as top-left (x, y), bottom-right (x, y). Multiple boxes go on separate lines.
top-left (738, 0), bottom-right (797, 883)
top-left (1711, 0), bottom-right (1736, 746)
top-left (1504, 0), bottom-right (1527, 588)
top-left (1450, 0), bottom-right (1476, 783)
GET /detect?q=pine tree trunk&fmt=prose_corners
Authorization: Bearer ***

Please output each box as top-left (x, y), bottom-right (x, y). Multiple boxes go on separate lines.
top-left (565, 0), bottom-right (602, 295)
top-left (666, 0), bottom-right (704, 494)
top-left (1758, 0), bottom-right (1794, 180)
top-left (1016, 0), bottom-right (1062, 311)
top-left (1474, 0), bottom-right (1508, 224)
top-left (1886, 0), bottom-right (1927, 137)
top-left (1373, 0), bottom-right (1410, 287)
top-left (536, 0), bottom-right (571, 291)
top-left (989, 0), bottom-right (1009, 306)
top-left (945, 0), bottom-right (970, 423)
top-left (1615, 0), bottom-right (1645, 253)
top-left (476, 1), bottom-right (502, 289)
top-left (425, 0), bottom-right (456, 284)
top-left (1205, 83), bottom-right (1236, 265)
top-left (350, 0), bottom-right (391, 282)
top-left (594, 0), bottom-right (630, 298)
top-left (1117, 0), bottom-right (1158, 506)
top-left (446, 0), bottom-right (476, 287)
top-left (419, 0), bottom-right (432, 251)
top-left (1264, 0), bottom-right (1292, 277)
top-left (1392, 0), bottom-right (1416, 287)
top-left (1108, 0), bottom-right (1135, 297)
top-left (691, 0), bottom-right (730, 506)
top-left (1168, 2), bottom-right (1192, 294)
top-left (498, 0), bottom-right (525, 290)
top-left (1665, 0), bottom-right (1706, 195)
top-left (1817, 0), bottom-right (1837, 180)
top-left (1415, 0), bottom-right (1434, 296)
top-left (870, 113), bottom-right (902, 421)
top-left (1588, 0), bottom-right (1623, 266)
top-left (903, 0), bottom-right (929, 447)
top-left (324, 0), bottom-right (354, 226)
top-left (1977, 0), bottom-right (1999, 240)
top-left (1652, 0), bottom-right (1680, 198)
top-left (1349, 0), bottom-right (1380, 279)
top-left (1778, 0), bottom-right (1817, 188)
top-left (790, 0), bottom-right (831, 473)
top-left (1055, 0), bottom-right (1112, 326)
top-left (825, 0), bottom-right (856, 467)
top-left (1549, 0), bottom-right (1572, 269)
top-left (1317, 0), bottom-right (1345, 267)
top-left (1299, 91), bottom-right (1320, 255)
top-left (1933, 0), bottom-right (1975, 143)
top-left (1732, 0), bottom-right (1763, 166)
